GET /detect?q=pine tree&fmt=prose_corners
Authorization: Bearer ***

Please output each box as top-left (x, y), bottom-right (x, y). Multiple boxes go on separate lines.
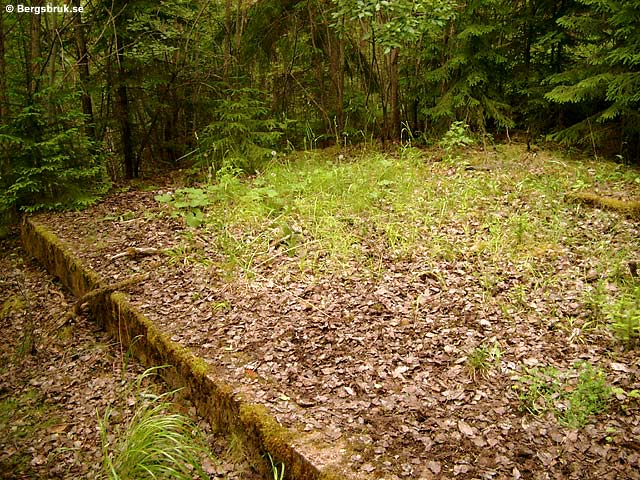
top-left (0, 92), bottom-right (108, 213)
top-left (0, 4), bottom-right (108, 219)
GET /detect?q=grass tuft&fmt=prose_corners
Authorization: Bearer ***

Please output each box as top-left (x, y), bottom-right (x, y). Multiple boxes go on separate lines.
top-left (99, 368), bottom-right (209, 480)
top-left (466, 342), bottom-right (502, 379)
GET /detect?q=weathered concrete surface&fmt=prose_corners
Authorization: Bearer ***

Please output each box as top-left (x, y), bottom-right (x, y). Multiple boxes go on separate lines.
top-left (22, 218), bottom-right (351, 480)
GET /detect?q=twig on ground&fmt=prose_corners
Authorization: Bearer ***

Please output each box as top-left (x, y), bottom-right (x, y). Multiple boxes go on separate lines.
top-left (110, 247), bottom-right (164, 262)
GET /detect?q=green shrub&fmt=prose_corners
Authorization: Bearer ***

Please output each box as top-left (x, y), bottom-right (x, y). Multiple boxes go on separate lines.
top-left (439, 121), bottom-right (475, 151)
top-left (515, 362), bottom-right (612, 427)
top-left (606, 285), bottom-right (640, 344)
top-left (195, 88), bottom-right (281, 173)
top-left (0, 92), bottom-right (108, 214)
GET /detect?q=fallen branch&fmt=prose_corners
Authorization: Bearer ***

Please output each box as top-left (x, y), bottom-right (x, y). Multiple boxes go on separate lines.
top-left (75, 273), bottom-right (149, 314)
top-left (110, 247), bottom-right (164, 262)
top-left (566, 191), bottom-right (640, 219)
top-left (47, 273), bottom-right (149, 335)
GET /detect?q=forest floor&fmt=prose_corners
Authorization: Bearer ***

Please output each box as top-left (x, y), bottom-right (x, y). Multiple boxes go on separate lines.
top-left (0, 235), bottom-right (264, 479)
top-left (22, 143), bottom-right (640, 479)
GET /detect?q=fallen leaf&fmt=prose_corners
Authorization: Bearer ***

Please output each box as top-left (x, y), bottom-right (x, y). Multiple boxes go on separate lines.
top-left (362, 463), bottom-right (375, 473)
top-left (426, 460), bottom-right (441, 474)
top-left (393, 365), bottom-right (409, 377)
top-left (454, 463), bottom-right (471, 475)
top-left (610, 362), bottom-right (630, 372)
top-left (458, 420), bottom-right (475, 437)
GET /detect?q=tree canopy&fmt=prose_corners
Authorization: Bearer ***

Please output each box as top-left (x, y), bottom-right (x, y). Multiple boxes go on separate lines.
top-left (1, 0), bottom-right (638, 214)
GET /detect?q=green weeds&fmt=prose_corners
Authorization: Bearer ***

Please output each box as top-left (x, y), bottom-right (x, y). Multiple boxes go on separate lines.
top-left (515, 362), bottom-right (612, 427)
top-left (606, 285), bottom-right (640, 344)
top-left (267, 453), bottom-right (285, 480)
top-left (155, 145), bottom-right (640, 317)
top-left (581, 278), bottom-right (640, 345)
top-left (439, 121), bottom-right (475, 151)
top-left (155, 187), bottom-right (210, 228)
top-left (466, 342), bottom-right (502, 379)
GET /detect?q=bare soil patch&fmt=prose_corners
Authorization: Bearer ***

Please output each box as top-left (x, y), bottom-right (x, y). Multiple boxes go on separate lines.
top-left (30, 145), bottom-right (640, 479)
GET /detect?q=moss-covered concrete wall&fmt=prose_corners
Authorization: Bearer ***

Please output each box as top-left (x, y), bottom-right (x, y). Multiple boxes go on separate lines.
top-left (21, 218), bottom-right (348, 480)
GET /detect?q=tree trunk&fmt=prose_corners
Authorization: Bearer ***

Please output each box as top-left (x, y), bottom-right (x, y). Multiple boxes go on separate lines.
top-left (224, 0), bottom-right (232, 80)
top-left (308, 2), bottom-right (331, 134)
top-left (370, 27), bottom-right (387, 139)
top-left (337, 34), bottom-right (344, 139)
top-left (0, 9), bottom-right (7, 181)
top-left (0, 9), bottom-right (8, 123)
top-left (524, 0), bottom-right (531, 72)
top-left (330, 28), bottom-right (345, 140)
top-left (235, 0), bottom-right (244, 55)
top-left (323, 2), bottom-right (344, 141)
top-left (114, 30), bottom-right (136, 178)
top-left (73, 0), bottom-right (95, 140)
top-left (28, 0), bottom-right (42, 98)
top-left (46, 11), bottom-right (58, 120)
top-left (388, 47), bottom-right (400, 140)
top-left (117, 82), bottom-right (135, 178)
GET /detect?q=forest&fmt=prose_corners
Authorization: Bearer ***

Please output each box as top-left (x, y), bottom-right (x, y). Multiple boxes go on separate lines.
top-left (0, 0), bottom-right (639, 220)
top-left (2, 2), bottom-right (640, 479)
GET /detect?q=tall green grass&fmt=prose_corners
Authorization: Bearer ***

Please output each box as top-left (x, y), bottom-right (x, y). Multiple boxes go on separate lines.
top-left (99, 368), bottom-right (209, 480)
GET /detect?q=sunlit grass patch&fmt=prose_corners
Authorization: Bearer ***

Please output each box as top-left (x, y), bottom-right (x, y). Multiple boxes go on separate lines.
top-left (156, 145), bottom-right (640, 282)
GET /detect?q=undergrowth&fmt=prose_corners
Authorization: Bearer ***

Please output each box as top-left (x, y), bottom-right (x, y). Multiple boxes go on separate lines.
top-left (98, 368), bottom-right (209, 480)
top-left (155, 143), bottom-right (640, 349)
top-left (515, 362), bottom-right (612, 428)
top-left (156, 144), bottom-right (640, 283)
top-left (606, 284), bottom-right (640, 344)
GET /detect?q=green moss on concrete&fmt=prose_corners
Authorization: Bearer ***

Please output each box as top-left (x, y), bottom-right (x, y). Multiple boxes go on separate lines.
top-left (190, 356), bottom-right (209, 378)
top-left (238, 403), bottom-right (333, 480)
top-left (240, 402), bottom-right (294, 451)
top-left (319, 468), bottom-right (352, 480)
top-left (20, 217), bottom-right (349, 480)
top-left (568, 191), bottom-right (640, 218)
top-left (21, 220), bottom-right (101, 296)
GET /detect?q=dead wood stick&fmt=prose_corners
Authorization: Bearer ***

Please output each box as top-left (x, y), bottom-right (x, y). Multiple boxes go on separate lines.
top-left (48, 273), bottom-right (149, 334)
top-left (73, 273), bottom-right (149, 314)
top-left (110, 247), bottom-right (164, 262)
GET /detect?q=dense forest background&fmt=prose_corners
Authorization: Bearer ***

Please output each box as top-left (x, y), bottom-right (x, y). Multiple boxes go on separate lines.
top-left (0, 0), bottom-right (638, 219)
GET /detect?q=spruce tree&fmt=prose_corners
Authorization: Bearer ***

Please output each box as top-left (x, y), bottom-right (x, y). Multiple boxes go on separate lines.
top-left (545, 0), bottom-right (640, 159)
